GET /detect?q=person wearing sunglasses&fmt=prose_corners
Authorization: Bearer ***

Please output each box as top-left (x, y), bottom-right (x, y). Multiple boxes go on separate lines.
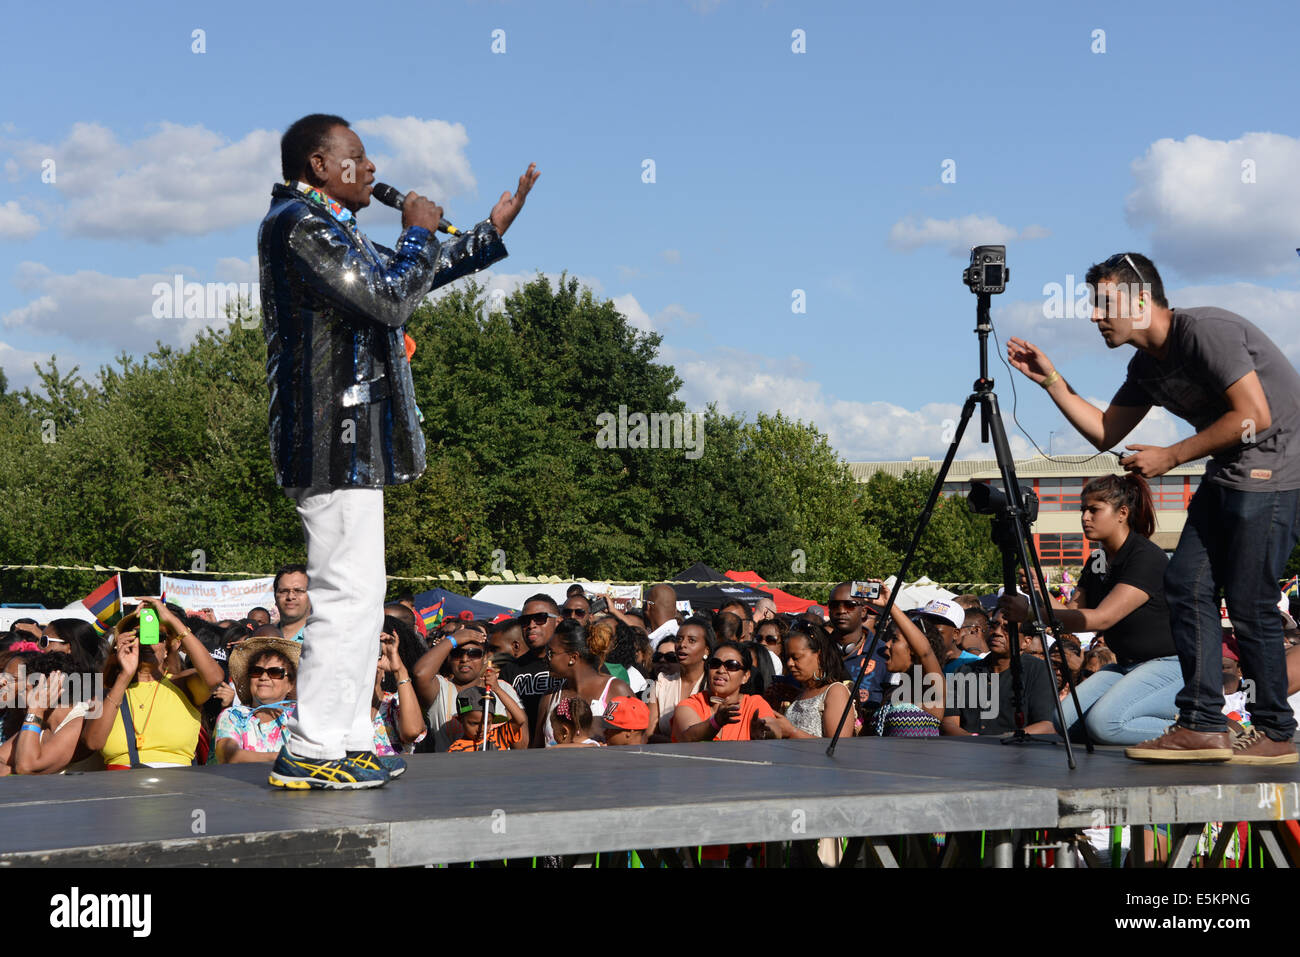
top-left (647, 616), bottom-right (713, 742)
top-left (1010, 250), bottom-right (1300, 765)
top-left (561, 593), bottom-right (591, 626)
top-left (84, 598), bottom-right (225, 770)
top-left (215, 636), bottom-right (301, 764)
top-left (651, 639), bottom-right (680, 680)
top-left (826, 584), bottom-right (891, 727)
top-left (413, 621), bottom-right (526, 751)
top-left (672, 640), bottom-right (794, 742)
top-left (508, 595), bottom-right (566, 733)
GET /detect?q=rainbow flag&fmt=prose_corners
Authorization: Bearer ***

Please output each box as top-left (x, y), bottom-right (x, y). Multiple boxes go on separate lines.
top-left (418, 596), bottom-right (445, 632)
top-left (81, 574), bottom-right (123, 636)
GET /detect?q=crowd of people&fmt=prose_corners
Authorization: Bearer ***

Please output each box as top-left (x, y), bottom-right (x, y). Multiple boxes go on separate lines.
top-left (5, 505), bottom-right (1300, 778)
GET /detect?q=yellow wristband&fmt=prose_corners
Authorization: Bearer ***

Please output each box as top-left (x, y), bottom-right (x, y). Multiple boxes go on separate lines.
top-left (1040, 370), bottom-right (1061, 390)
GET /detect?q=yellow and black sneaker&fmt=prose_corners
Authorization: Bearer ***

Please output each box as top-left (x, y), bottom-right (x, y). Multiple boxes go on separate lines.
top-left (347, 750), bottom-right (407, 779)
top-left (268, 746), bottom-right (389, 790)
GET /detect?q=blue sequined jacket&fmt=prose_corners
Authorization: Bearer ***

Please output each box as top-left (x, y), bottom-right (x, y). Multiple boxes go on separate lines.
top-left (258, 183), bottom-right (506, 487)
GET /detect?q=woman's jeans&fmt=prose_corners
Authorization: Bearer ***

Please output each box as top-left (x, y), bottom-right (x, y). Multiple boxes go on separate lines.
top-left (1055, 656), bottom-right (1181, 745)
top-left (1165, 483), bottom-right (1300, 741)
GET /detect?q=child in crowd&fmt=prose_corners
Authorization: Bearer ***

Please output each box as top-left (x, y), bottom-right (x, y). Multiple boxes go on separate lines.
top-left (446, 687), bottom-right (526, 752)
top-left (602, 696), bottom-right (649, 746)
top-left (549, 696), bottom-right (601, 747)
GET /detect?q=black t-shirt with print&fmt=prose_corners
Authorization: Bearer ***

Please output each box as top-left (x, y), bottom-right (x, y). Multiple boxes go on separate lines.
top-left (510, 649), bottom-right (565, 731)
top-left (1077, 532), bottom-right (1175, 666)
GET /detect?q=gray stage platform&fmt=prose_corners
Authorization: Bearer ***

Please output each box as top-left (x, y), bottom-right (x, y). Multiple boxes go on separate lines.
top-left (2, 737), bottom-right (1297, 866)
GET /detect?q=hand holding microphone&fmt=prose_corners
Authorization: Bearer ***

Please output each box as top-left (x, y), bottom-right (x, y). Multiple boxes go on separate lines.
top-left (371, 182), bottom-right (457, 235)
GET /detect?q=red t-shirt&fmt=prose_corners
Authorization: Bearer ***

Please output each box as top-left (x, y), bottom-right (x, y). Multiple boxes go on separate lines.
top-left (672, 692), bottom-right (776, 742)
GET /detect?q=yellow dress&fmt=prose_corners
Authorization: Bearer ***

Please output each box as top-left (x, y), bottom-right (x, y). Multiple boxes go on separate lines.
top-left (101, 676), bottom-right (201, 767)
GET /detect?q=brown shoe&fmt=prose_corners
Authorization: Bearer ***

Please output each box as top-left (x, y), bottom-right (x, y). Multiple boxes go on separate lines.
top-left (1125, 722), bottom-right (1232, 762)
top-left (1228, 727), bottom-right (1299, 766)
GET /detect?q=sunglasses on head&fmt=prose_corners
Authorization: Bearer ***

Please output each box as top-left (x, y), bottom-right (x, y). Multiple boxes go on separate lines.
top-left (652, 651), bottom-right (679, 663)
top-left (450, 645), bottom-right (486, 660)
top-left (520, 612), bottom-right (557, 626)
top-left (706, 657), bottom-right (745, 673)
top-left (249, 665), bottom-right (289, 679)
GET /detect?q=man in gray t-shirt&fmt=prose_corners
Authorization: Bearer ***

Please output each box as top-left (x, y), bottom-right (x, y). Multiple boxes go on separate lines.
top-left (1006, 252), bottom-right (1300, 766)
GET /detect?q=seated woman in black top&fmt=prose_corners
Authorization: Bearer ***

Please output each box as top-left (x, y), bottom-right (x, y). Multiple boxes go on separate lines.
top-left (1000, 473), bottom-right (1180, 744)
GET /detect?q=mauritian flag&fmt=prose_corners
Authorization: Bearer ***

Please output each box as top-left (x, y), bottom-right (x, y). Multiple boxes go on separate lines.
top-left (81, 574), bottom-right (124, 636)
top-left (418, 596), bottom-right (445, 632)
top-left (1285, 575), bottom-right (1299, 599)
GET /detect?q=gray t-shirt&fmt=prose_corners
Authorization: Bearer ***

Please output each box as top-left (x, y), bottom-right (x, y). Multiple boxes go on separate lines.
top-left (1111, 307), bottom-right (1300, 491)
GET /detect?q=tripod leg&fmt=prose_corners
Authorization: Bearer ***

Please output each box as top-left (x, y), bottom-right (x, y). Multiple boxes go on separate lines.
top-left (980, 391), bottom-right (1080, 769)
top-left (827, 393), bottom-right (981, 754)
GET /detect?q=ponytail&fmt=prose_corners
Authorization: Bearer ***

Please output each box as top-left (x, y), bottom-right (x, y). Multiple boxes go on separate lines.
top-left (1081, 472), bottom-right (1155, 538)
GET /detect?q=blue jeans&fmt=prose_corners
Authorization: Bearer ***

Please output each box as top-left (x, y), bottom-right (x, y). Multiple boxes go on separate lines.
top-left (1055, 656), bottom-right (1181, 745)
top-left (1165, 482), bottom-right (1300, 740)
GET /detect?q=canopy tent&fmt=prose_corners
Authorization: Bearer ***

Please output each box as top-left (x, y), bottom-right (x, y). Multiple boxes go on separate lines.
top-left (471, 582), bottom-right (642, 612)
top-left (668, 563), bottom-right (767, 613)
top-left (724, 570), bottom-right (819, 614)
top-left (412, 588), bottom-right (516, 631)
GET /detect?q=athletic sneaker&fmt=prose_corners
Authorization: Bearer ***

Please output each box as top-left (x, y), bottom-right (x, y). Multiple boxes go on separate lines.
top-left (1228, 727), bottom-right (1299, 766)
top-left (268, 746), bottom-right (389, 790)
top-left (1124, 722), bottom-right (1232, 762)
top-left (347, 750), bottom-right (406, 779)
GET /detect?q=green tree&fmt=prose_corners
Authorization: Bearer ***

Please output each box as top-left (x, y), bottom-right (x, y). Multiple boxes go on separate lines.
top-left (858, 469), bottom-right (1002, 586)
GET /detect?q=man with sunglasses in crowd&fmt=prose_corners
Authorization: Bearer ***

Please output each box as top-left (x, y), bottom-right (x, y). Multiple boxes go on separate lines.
top-left (827, 582), bottom-right (891, 726)
top-left (1008, 252), bottom-right (1300, 765)
top-left (561, 592), bottom-right (591, 626)
top-left (512, 594), bottom-right (566, 733)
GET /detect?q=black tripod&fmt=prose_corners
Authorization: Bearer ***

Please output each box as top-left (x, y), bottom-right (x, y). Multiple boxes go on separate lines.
top-left (828, 254), bottom-right (1093, 768)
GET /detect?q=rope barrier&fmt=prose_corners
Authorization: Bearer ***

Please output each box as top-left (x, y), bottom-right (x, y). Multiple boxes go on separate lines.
top-left (3, 563), bottom-right (1296, 591)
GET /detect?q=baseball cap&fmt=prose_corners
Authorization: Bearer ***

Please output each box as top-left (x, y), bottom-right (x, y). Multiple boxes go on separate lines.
top-left (603, 696), bottom-right (650, 732)
top-left (920, 599), bottom-right (964, 630)
top-left (456, 687), bottom-right (488, 715)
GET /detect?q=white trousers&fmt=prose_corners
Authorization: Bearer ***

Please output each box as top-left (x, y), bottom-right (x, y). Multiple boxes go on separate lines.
top-left (283, 486), bottom-right (385, 759)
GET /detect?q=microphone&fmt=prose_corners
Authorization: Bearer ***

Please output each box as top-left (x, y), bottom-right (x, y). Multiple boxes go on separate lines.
top-left (371, 182), bottom-right (461, 235)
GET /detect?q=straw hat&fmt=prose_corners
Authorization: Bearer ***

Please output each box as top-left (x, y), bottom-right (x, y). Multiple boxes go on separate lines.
top-left (229, 636), bottom-right (300, 704)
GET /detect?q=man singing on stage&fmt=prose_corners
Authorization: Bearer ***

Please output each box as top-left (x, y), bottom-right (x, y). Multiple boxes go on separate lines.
top-left (258, 113), bottom-right (538, 788)
top-left (1008, 252), bottom-right (1300, 766)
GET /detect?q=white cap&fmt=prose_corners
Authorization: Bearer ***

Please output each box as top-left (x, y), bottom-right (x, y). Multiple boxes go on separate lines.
top-left (920, 599), bottom-right (964, 630)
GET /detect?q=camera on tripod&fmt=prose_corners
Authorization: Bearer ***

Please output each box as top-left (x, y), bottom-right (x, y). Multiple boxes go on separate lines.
top-left (963, 244), bottom-right (1009, 295)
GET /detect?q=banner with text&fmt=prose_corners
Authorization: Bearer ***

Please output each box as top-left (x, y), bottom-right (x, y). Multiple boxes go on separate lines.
top-left (159, 575), bottom-right (276, 623)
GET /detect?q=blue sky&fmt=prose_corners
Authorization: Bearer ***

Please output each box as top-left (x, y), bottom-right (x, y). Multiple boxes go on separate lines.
top-left (2, 0), bottom-right (1298, 462)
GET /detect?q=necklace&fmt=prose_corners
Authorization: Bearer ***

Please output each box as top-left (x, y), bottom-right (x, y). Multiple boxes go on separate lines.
top-left (128, 682), bottom-right (162, 746)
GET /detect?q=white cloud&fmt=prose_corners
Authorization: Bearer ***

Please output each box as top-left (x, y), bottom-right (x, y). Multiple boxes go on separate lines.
top-left (1171, 282), bottom-right (1300, 364)
top-left (1125, 132), bottom-right (1300, 278)
top-left (661, 342), bottom-right (969, 460)
top-left (0, 339), bottom-right (74, 393)
top-left (0, 200), bottom-right (40, 239)
top-left (2, 258), bottom-right (259, 352)
top-left (351, 115), bottom-right (476, 210)
top-left (0, 117), bottom-right (478, 242)
top-left (660, 249), bottom-right (681, 264)
top-left (992, 296), bottom-right (1106, 357)
top-left (612, 293), bottom-right (653, 332)
top-left (888, 214), bottom-right (1050, 256)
